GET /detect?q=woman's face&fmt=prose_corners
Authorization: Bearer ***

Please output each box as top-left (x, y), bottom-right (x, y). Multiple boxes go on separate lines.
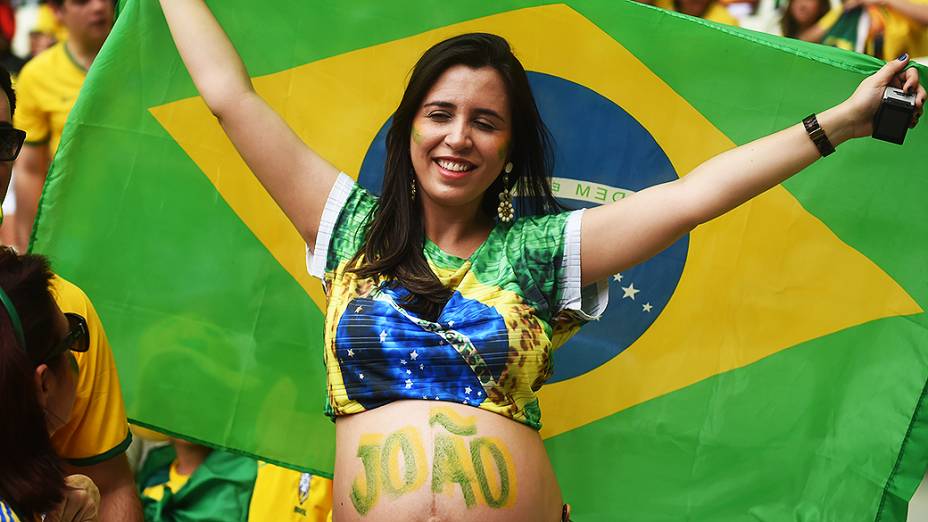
top-left (409, 65), bottom-right (512, 217)
top-left (790, 0), bottom-right (823, 27)
top-left (42, 304), bottom-right (79, 435)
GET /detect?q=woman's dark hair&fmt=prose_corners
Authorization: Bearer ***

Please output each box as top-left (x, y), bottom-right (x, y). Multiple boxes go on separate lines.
top-left (350, 33), bottom-right (560, 320)
top-left (0, 64), bottom-right (15, 117)
top-left (0, 250), bottom-right (66, 519)
top-left (781, 0), bottom-right (831, 38)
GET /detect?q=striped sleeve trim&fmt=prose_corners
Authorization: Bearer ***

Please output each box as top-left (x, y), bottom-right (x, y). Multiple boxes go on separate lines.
top-left (556, 209), bottom-right (609, 320)
top-left (65, 432), bottom-right (132, 467)
top-left (306, 173), bottom-right (355, 279)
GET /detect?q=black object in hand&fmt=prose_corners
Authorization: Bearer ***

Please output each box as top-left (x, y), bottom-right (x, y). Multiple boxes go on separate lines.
top-left (872, 86), bottom-right (916, 145)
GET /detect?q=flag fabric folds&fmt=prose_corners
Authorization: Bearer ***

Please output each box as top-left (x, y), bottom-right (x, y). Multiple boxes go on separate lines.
top-left (32, 0), bottom-right (928, 520)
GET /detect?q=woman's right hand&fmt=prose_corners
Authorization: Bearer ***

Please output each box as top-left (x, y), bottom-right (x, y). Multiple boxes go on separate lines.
top-left (837, 54), bottom-right (926, 139)
top-left (44, 474), bottom-right (101, 522)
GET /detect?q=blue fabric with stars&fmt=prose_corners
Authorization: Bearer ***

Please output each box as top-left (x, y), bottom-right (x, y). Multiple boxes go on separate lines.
top-left (335, 283), bottom-right (506, 409)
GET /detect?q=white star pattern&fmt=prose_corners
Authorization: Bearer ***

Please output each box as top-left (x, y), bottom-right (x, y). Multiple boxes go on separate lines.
top-left (406, 369), bottom-right (411, 375)
top-left (419, 364), bottom-right (424, 370)
top-left (448, 320), bottom-right (455, 327)
top-left (410, 350), bottom-right (419, 361)
top-left (405, 379), bottom-right (413, 389)
top-left (613, 273), bottom-right (623, 283)
top-left (359, 373), bottom-right (364, 380)
top-left (465, 386), bottom-right (472, 394)
top-left (643, 303), bottom-right (653, 312)
top-left (622, 283), bottom-right (640, 300)
top-left (355, 306), bottom-right (364, 313)
top-left (379, 330), bottom-right (388, 343)
top-left (400, 359), bottom-right (406, 365)
top-left (477, 391), bottom-right (483, 397)
top-left (347, 349), bottom-right (355, 357)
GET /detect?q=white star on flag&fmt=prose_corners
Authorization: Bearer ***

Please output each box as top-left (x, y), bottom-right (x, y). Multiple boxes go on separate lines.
top-left (448, 320), bottom-right (455, 327)
top-left (347, 349), bottom-right (355, 357)
top-left (406, 369), bottom-right (411, 375)
top-left (379, 330), bottom-right (388, 343)
top-left (410, 350), bottom-right (419, 360)
top-left (622, 283), bottom-right (640, 300)
top-left (465, 386), bottom-right (472, 394)
top-left (400, 359), bottom-right (406, 365)
top-left (419, 364), bottom-right (424, 370)
top-left (613, 273), bottom-right (623, 282)
top-left (405, 379), bottom-right (413, 389)
top-left (359, 373), bottom-right (364, 380)
top-left (643, 303), bottom-right (653, 312)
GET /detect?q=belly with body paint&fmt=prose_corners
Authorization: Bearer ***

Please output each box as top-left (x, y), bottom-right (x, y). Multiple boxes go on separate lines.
top-left (333, 401), bottom-right (563, 522)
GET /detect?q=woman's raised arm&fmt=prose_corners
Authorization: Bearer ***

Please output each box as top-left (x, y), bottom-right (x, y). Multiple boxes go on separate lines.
top-left (159, 0), bottom-right (338, 248)
top-left (580, 56), bottom-right (926, 286)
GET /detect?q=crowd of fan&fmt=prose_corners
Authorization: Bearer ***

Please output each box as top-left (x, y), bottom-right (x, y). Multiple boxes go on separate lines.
top-left (0, 0), bottom-right (924, 521)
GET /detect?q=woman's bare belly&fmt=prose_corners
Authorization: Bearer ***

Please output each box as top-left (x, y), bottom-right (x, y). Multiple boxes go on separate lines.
top-left (333, 400), bottom-right (563, 522)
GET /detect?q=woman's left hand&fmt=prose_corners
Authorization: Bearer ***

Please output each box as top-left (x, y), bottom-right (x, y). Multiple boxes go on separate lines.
top-left (840, 54), bottom-right (926, 138)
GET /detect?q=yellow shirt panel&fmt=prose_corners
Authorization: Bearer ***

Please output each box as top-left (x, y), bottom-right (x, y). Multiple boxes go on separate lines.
top-left (248, 463), bottom-right (332, 522)
top-left (49, 276), bottom-right (131, 464)
top-left (13, 42), bottom-right (85, 155)
top-left (882, 0), bottom-right (928, 60)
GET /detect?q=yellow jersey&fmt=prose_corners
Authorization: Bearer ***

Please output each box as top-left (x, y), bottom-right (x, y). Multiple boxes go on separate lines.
top-left (817, 2), bottom-right (928, 59)
top-left (49, 276), bottom-right (131, 465)
top-left (14, 42), bottom-right (86, 156)
top-left (248, 463), bottom-right (332, 522)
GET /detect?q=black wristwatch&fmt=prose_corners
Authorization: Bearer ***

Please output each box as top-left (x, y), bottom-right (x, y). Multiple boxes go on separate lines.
top-left (802, 113), bottom-right (836, 157)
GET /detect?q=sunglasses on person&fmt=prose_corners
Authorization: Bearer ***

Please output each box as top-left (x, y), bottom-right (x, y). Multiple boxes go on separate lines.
top-left (34, 312), bottom-right (90, 366)
top-left (0, 125), bottom-right (26, 162)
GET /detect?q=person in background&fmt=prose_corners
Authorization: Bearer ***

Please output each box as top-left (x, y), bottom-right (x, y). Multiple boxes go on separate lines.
top-left (0, 246), bottom-right (101, 522)
top-left (781, 0), bottom-right (832, 38)
top-left (12, 0), bottom-right (112, 252)
top-left (655, 0), bottom-right (741, 25)
top-left (0, 59), bottom-right (142, 522)
top-left (137, 439), bottom-right (257, 522)
top-left (806, 0), bottom-right (928, 58)
top-left (248, 463), bottom-right (333, 522)
top-left (0, 1), bottom-right (24, 76)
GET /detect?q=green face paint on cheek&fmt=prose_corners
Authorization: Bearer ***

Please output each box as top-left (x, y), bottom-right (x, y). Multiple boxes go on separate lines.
top-left (497, 142), bottom-right (509, 163)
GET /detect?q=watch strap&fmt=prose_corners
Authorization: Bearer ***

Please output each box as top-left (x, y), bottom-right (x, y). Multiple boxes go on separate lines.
top-left (803, 113), bottom-right (836, 157)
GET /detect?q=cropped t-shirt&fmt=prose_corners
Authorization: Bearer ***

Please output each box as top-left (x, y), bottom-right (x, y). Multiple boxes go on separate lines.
top-left (306, 174), bottom-right (609, 430)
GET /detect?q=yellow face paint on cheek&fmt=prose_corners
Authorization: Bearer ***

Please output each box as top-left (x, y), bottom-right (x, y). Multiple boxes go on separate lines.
top-left (412, 126), bottom-right (424, 145)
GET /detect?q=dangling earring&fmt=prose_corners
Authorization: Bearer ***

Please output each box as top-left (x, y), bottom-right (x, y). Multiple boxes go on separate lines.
top-left (410, 178), bottom-right (417, 200)
top-left (497, 162), bottom-right (514, 223)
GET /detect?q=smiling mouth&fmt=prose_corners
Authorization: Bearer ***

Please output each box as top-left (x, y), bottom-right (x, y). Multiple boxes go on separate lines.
top-left (434, 158), bottom-right (476, 173)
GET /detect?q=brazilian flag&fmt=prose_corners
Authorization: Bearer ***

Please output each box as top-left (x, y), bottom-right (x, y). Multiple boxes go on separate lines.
top-left (32, 0), bottom-right (928, 520)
